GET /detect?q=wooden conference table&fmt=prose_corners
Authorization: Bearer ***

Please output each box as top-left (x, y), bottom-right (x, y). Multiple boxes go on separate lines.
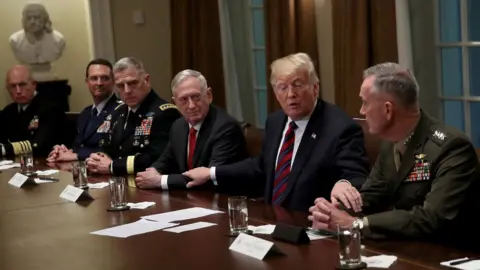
top-left (0, 160), bottom-right (477, 270)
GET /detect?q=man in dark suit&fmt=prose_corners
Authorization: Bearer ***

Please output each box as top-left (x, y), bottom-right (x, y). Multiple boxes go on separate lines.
top-left (184, 53), bottom-right (369, 212)
top-left (0, 65), bottom-right (65, 157)
top-left (310, 63), bottom-right (480, 247)
top-left (135, 69), bottom-right (248, 190)
top-left (86, 57), bottom-right (181, 175)
top-left (47, 58), bottom-right (120, 162)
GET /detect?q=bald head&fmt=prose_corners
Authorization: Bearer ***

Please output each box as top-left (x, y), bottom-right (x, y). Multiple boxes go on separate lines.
top-left (5, 65), bottom-right (36, 105)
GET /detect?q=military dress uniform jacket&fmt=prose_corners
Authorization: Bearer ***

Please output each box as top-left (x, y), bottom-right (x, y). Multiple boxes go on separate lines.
top-left (100, 90), bottom-right (181, 175)
top-left (359, 111), bottom-right (480, 245)
top-left (0, 94), bottom-right (66, 157)
top-left (72, 95), bottom-right (121, 160)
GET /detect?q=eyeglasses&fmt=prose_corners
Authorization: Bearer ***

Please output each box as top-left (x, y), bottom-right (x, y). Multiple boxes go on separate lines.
top-left (88, 75), bottom-right (112, 83)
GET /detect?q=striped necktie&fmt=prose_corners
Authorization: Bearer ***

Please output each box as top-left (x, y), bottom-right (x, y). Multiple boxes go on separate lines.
top-left (272, 121), bottom-right (298, 204)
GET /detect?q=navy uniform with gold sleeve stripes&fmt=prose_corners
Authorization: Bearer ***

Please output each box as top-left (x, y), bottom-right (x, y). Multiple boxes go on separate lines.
top-left (0, 93), bottom-right (66, 157)
top-left (99, 90), bottom-right (181, 175)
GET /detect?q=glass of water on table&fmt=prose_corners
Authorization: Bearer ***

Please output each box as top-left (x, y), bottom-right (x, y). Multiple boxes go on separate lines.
top-left (228, 196), bottom-right (249, 235)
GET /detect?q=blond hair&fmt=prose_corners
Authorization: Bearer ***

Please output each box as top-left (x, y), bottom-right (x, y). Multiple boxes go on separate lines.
top-left (270, 52), bottom-right (319, 85)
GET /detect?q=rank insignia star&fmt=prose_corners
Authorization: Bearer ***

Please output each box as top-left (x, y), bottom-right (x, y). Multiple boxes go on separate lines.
top-left (433, 130), bottom-right (446, 141)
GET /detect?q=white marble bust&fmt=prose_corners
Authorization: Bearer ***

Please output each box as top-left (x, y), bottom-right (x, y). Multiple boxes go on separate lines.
top-left (9, 3), bottom-right (66, 81)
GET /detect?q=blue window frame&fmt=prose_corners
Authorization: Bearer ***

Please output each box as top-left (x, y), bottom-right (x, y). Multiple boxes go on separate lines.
top-left (437, 0), bottom-right (480, 147)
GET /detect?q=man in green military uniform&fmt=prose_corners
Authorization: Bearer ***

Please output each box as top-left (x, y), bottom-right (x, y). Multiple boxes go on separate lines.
top-left (0, 65), bottom-right (65, 157)
top-left (86, 57), bottom-right (181, 175)
top-left (309, 63), bottom-right (480, 247)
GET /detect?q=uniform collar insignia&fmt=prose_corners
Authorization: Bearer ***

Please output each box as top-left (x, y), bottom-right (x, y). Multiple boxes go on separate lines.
top-left (433, 130), bottom-right (446, 141)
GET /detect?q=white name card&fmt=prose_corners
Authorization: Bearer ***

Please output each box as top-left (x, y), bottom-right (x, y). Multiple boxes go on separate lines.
top-left (8, 173), bottom-right (32, 188)
top-left (229, 233), bottom-right (282, 260)
top-left (60, 185), bottom-right (94, 202)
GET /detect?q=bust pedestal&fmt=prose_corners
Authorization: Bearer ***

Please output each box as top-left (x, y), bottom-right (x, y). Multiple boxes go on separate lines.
top-left (36, 80), bottom-right (71, 112)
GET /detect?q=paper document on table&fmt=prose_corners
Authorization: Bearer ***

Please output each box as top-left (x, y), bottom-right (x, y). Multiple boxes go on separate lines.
top-left (35, 169), bottom-right (59, 176)
top-left (141, 207), bottom-right (223, 223)
top-left (87, 182), bottom-right (109, 189)
top-left (90, 219), bottom-right (178, 238)
top-left (361, 255), bottom-right (397, 268)
top-left (127, 201), bottom-right (156, 209)
top-left (163, 222), bottom-right (216, 233)
top-left (441, 258), bottom-right (480, 270)
top-left (0, 163), bottom-right (20, 170)
top-left (0, 160), bottom-right (13, 166)
top-left (248, 225), bottom-right (276, 234)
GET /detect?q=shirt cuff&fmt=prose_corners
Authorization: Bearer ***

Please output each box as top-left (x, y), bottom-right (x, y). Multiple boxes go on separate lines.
top-left (160, 175), bottom-right (169, 190)
top-left (0, 144), bottom-right (5, 157)
top-left (210, 166), bottom-right (218, 186)
top-left (362, 217), bottom-right (371, 236)
top-left (336, 179), bottom-right (351, 185)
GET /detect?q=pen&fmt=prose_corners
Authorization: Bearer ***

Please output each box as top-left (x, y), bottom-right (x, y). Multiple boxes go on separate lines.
top-left (450, 257), bottom-right (477, 266)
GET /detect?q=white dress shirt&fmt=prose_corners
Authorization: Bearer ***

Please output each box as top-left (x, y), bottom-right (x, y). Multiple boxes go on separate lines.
top-left (92, 94), bottom-right (113, 116)
top-left (160, 122), bottom-right (203, 189)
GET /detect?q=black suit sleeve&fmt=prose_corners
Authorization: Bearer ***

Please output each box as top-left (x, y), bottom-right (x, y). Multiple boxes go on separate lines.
top-left (166, 121), bottom-right (248, 189)
top-left (333, 122), bottom-right (369, 189)
top-left (4, 104), bottom-right (65, 157)
top-left (151, 141), bottom-right (179, 174)
top-left (112, 108), bottom-right (181, 175)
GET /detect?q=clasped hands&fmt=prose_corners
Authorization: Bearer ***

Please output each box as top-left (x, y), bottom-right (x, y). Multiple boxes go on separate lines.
top-left (85, 153), bottom-right (112, 174)
top-left (309, 181), bottom-right (362, 231)
top-left (46, 144), bottom-right (77, 163)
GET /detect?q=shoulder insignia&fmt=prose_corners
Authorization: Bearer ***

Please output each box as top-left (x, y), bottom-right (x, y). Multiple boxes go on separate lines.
top-left (430, 129), bottom-right (448, 146)
top-left (159, 103), bottom-right (177, 111)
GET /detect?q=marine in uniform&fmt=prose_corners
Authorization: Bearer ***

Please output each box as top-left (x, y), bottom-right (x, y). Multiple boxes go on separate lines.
top-left (0, 65), bottom-right (65, 157)
top-left (309, 62), bottom-right (480, 248)
top-left (86, 57), bottom-right (181, 175)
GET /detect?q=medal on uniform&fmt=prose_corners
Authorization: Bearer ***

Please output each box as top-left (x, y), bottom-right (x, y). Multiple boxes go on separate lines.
top-left (405, 153), bottom-right (430, 182)
top-left (28, 116), bottom-right (39, 130)
top-left (133, 140), bottom-right (140, 146)
top-left (144, 138), bottom-right (149, 145)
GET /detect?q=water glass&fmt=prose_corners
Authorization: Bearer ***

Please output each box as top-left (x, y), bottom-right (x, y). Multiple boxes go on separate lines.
top-left (228, 196), bottom-right (248, 235)
top-left (338, 222), bottom-right (363, 268)
top-left (109, 177), bottom-right (128, 209)
top-left (20, 153), bottom-right (34, 175)
top-left (72, 161), bottom-right (88, 189)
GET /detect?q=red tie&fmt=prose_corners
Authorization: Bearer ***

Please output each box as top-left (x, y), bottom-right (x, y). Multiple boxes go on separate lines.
top-left (272, 121), bottom-right (297, 204)
top-left (188, 127), bottom-right (197, 169)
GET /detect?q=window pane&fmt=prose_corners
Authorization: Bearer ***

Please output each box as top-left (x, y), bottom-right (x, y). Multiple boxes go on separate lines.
top-left (470, 102), bottom-right (480, 147)
top-left (252, 9), bottom-right (265, 46)
top-left (254, 49), bottom-right (267, 87)
top-left (256, 89), bottom-right (267, 127)
top-left (439, 0), bottom-right (461, 42)
top-left (251, 0), bottom-right (263, 6)
top-left (469, 47), bottom-right (480, 96)
top-left (443, 100), bottom-right (464, 132)
top-left (467, 0), bottom-right (480, 41)
top-left (441, 47), bottom-right (463, 97)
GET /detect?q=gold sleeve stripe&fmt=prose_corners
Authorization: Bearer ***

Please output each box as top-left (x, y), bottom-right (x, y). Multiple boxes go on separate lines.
top-left (19, 141), bottom-right (27, 153)
top-left (127, 175), bottom-right (136, 188)
top-left (12, 142), bottom-right (20, 155)
top-left (26, 141), bottom-right (32, 153)
top-left (126, 155), bottom-right (135, 175)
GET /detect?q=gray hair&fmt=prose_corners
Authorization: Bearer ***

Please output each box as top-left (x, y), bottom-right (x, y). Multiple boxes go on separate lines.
top-left (171, 69), bottom-right (208, 94)
top-left (22, 3), bottom-right (52, 33)
top-left (113, 57), bottom-right (146, 74)
top-left (363, 62), bottom-right (419, 108)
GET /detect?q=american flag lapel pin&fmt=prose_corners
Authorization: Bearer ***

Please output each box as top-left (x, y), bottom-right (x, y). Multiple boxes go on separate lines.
top-left (311, 133), bottom-right (316, 139)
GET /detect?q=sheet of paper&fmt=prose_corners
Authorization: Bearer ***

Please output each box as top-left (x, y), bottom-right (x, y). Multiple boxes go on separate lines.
top-left (34, 178), bottom-right (56, 184)
top-left (361, 255), bottom-right (397, 268)
top-left (248, 224), bottom-right (276, 234)
top-left (441, 258), bottom-right (480, 270)
top-left (35, 169), bottom-right (59, 176)
top-left (141, 207), bottom-right (223, 223)
top-left (0, 160), bottom-right (13, 166)
top-left (163, 222), bottom-right (216, 233)
top-left (127, 201), bottom-right (156, 209)
top-left (0, 163), bottom-right (20, 170)
top-left (90, 219), bottom-right (178, 238)
top-left (87, 182), bottom-right (109, 189)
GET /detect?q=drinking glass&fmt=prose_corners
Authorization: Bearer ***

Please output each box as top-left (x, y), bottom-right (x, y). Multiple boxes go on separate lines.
top-left (228, 196), bottom-right (248, 235)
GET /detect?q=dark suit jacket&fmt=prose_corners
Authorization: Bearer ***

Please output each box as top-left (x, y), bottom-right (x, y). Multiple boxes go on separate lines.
top-left (100, 90), bottom-right (181, 175)
top-left (151, 105), bottom-right (248, 189)
top-left (72, 95), bottom-right (120, 160)
top-left (0, 93), bottom-right (66, 157)
top-left (215, 100), bottom-right (369, 212)
top-left (359, 111), bottom-right (480, 248)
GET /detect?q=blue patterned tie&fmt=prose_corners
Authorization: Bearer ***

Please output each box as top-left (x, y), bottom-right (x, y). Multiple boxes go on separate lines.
top-left (272, 121), bottom-right (297, 204)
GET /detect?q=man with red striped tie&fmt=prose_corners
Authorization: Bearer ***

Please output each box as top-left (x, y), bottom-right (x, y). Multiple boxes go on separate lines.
top-left (184, 53), bottom-right (369, 212)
